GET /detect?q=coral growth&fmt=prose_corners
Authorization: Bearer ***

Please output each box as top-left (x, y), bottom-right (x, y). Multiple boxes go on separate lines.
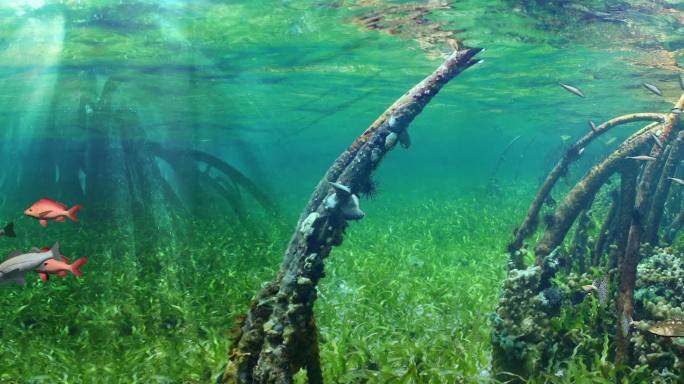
top-left (494, 246), bottom-right (684, 381)
top-left (491, 266), bottom-right (547, 377)
top-left (632, 247), bottom-right (684, 378)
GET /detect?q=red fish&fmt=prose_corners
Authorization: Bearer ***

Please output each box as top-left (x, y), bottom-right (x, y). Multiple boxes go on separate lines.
top-left (24, 198), bottom-right (82, 228)
top-left (35, 247), bottom-right (88, 282)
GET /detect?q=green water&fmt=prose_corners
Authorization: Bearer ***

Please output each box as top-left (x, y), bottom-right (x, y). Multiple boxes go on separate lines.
top-left (0, 0), bottom-right (682, 383)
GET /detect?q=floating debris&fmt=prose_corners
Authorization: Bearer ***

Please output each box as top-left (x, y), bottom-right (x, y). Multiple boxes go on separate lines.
top-left (605, 136), bottom-right (617, 145)
top-left (560, 135), bottom-right (572, 141)
top-left (349, 0), bottom-right (462, 59)
top-left (559, 82), bottom-right (585, 98)
top-left (668, 177), bottom-right (684, 186)
top-left (588, 120), bottom-right (597, 133)
top-left (626, 155), bottom-right (657, 161)
top-left (643, 82), bottom-right (662, 96)
top-left (647, 319), bottom-right (684, 337)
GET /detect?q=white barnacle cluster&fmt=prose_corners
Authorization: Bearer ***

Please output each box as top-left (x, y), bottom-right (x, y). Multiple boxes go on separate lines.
top-left (384, 113), bottom-right (411, 150)
top-left (370, 147), bottom-right (382, 164)
top-left (323, 181), bottom-right (364, 221)
top-left (299, 212), bottom-right (321, 238)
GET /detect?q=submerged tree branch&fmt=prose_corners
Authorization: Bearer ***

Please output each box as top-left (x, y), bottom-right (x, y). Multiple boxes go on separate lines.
top-left (220, 48), bottom-right (482, 384)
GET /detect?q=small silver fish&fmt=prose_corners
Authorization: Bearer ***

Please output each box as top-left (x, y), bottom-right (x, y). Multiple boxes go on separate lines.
top-left (559, 82), bottom-right (585, 98)
top-left (647, 319), bottom-right (684, 337)
top-left (578, 147), bottom-right (585, 156)
top-left (668, 177), bottom-right (684, 186)
top-left (672, 108), bottom-right (682, 115)
top-left (643, 82), bottom-right (662, 96)
top-left (588, 120), bottom-right (597, 133)
top-left (627, 155), bottom-right (657, 161)
top-left (651, 133), bottom-right (663, 148)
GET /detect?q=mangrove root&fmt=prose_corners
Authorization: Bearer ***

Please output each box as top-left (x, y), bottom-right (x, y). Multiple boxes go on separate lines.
top-left (220, 47), bottom-right (482, 384)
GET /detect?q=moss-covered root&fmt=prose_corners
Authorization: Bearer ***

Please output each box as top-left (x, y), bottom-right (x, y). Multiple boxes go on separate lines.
top-left (221, 47), bottom-right (482, 384)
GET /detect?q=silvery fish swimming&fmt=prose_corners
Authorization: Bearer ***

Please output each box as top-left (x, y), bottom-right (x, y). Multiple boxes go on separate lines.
top-left (559, 82), bottom-right (585, 98)
top-left (588, 120), bottom-right (597, 133)
top-left (643, 82), bottom-right (662, 96)
top-left (0, 242), bottom-right (62, 286)
top-left (627, 155), bottom-right (657, 161)
top-left (647, 319), bottom-right (684, 337)
top-left (668, 177), bottom-right (684, 186)
top-left (651, 133), bottom-right (663, 148)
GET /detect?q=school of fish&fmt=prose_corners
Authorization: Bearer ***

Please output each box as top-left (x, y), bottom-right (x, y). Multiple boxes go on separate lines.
top-left (0, 198), bottom-right (87, 286)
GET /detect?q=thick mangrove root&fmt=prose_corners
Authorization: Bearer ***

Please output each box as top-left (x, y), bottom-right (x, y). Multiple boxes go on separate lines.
top-left (509, 113), bottom-right (665, 268)
top-left (614, 95), bottom-right (684, 365)
top-left (644, 130), bottom-right (684, 244)
top-left (592, 188), bottom-right (618, 266)
top-left (220, 48), bottom-right (482, 384)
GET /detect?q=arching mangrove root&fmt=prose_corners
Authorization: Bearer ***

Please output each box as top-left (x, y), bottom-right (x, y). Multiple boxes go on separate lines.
top-left (220, 47), bottom-right (482, 384)
top-left (509, 113), bottom-right (665, 268)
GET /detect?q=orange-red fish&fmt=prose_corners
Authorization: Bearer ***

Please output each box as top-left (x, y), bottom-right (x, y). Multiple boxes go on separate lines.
top-left (34, 247), bottom-right (88, 282)
top-left (24, 198), bottom-right (81, 228)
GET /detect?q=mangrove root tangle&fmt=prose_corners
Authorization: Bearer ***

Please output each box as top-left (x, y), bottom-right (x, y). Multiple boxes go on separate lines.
top-left (220, 47), bottom-right (482, 384)
top-left (495, 88), bottom-right (684, 379)
top-left (508, 113), bottom-right (666, 268)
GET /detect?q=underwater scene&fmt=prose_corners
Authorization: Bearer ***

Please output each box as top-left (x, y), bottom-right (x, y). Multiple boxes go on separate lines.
top-left (0, 0), bottom-right (683, 383)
